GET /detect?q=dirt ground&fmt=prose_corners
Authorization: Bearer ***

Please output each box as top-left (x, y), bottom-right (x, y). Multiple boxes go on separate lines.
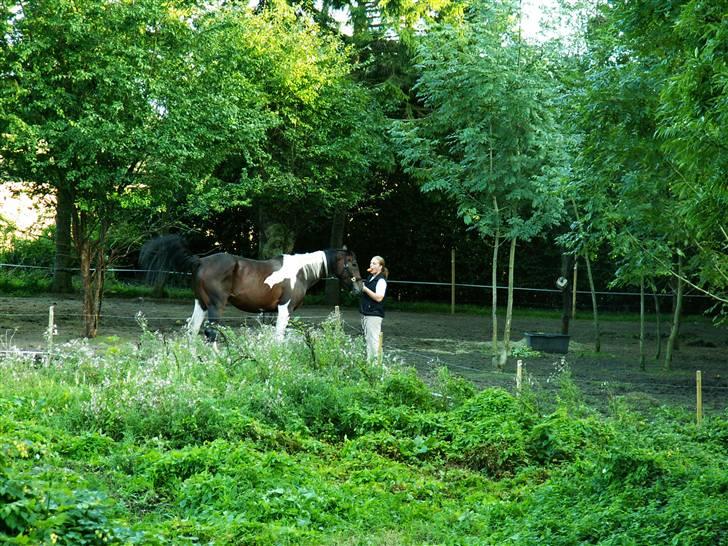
top-left (1, 295), bottom-right (726, 413)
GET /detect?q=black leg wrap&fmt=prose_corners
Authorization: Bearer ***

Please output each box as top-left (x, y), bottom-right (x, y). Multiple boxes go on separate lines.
top-left (203, 320), bottom-right (219, 343)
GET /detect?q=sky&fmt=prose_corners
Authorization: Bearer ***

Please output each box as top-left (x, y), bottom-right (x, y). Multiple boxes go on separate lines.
top-left (521, 0), bottom-right (563, 42)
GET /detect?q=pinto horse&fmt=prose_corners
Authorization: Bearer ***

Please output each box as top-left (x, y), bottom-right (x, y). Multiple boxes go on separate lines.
top-left (140, 235), bottom-right (362, 341)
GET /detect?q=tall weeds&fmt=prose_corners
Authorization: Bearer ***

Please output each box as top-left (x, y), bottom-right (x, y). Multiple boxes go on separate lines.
top-left (1, 315), bottom-right (725, 544)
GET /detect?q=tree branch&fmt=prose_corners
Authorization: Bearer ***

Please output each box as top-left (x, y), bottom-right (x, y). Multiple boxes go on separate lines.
top-left (625, 230), bottom-right (727, 304)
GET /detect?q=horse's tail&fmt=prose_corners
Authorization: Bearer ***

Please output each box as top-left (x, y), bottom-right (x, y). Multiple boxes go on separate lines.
top-left (139, 234), bottom-right (201, 286)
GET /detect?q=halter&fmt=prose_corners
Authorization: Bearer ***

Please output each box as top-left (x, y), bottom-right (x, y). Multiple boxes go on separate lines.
top-left (341, 254), bottom-right (360, 282)
top-left (325, 249), bottom-right (361, 285)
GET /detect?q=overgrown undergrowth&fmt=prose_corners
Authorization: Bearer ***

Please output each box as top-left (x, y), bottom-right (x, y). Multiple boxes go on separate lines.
top-left (1, 314), bottom-right (726, 544)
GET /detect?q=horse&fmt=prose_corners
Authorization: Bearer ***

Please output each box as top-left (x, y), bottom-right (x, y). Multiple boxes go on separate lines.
top-left (140, 235), bottom-right (363, 341)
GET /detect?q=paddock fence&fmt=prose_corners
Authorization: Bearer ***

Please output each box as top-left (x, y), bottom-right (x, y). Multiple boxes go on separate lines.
top-left (0, 296), bottom-right (726, 418)
top-left (0, 261), bottom-right (716, 315)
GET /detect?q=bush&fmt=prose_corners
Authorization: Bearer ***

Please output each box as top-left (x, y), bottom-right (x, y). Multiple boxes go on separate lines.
top-left (527, 408), bottom-right (611, 464)
top-left (0, 322), bottom-right (726, 545)
top-left (0, 225), bottom-right (56, 268)
top-left (0, 449), bottom-right (145, 545)
top-left (444, 389), bottom-right (532, 475)
top-left (380, 368), bottom-right (437, 409)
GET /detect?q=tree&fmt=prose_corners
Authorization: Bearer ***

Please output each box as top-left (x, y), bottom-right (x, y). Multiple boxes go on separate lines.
top-left (0, 0), bottom-right (273, 336)
top-left (179, 4), bottom-right (390, 258)
top-left (656, 0), bottom-right (728, 309)
top-left (562, 0), bottom-right (726, 369)
top-left (394, 2), bottom-right (565, 369)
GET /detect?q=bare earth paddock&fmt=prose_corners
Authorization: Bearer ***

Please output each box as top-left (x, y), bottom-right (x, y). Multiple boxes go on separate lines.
top-left (1, 295), bottom-right (726, 413)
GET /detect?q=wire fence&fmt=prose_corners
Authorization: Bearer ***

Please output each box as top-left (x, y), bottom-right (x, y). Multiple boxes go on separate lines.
top-left (1, 262), bottom-right (725, 415)
top-left (0, 261), bottom-right (715, 315)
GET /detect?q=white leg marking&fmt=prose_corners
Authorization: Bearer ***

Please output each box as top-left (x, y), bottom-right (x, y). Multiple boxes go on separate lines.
top-left (275, 302), bottom-right (291, 340)
top-left (187, 299), bottom-right (207, 336)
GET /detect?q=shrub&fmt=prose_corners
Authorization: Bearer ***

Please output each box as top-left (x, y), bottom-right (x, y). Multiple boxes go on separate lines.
top-left (432, 366), bottom-right (476, 409)
top-left (0, 466), bottom-right (145, 545)
top-left (1, 320), bottom-right (726, 545)
top-left (380, 368), bottom-right (436, 409)
top-left (527, 408), bottom-right (612, 464)
top-left (0, 226), bottom-right (56, 268)
top-left (445, 389), bottom-right (532, 475)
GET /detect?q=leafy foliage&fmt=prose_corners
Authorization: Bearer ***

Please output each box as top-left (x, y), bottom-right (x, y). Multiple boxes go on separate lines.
top-left (394, 3), bottom-right (565, 243)
top-left (561, 0), bottom-right (728, 309)
top-left (0, 318), bottom-right (725, 544)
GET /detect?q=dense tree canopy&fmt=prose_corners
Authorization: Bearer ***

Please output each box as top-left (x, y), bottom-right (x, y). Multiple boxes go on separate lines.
top-left (0, 0), bottom-right (725, 334)
top-left (392, 1), bottom-right (567, 366)
top-left (0, 0), bottom-right (389, 333)
top-left (563, 0), bottom-right (726, 307)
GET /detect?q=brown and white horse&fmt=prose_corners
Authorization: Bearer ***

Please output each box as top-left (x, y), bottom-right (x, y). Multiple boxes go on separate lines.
top-left (140, 235), bottom-right (362, 341)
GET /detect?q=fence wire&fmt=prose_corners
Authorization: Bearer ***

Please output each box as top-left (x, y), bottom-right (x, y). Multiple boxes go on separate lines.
top-left (1, 291), bottom-right (724, 412)
top-left (0, 261), bottom-right (713, 299)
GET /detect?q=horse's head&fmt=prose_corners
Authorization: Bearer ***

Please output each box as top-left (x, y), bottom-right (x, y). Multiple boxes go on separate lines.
top-left (333, 248), bottom-right (363, 294)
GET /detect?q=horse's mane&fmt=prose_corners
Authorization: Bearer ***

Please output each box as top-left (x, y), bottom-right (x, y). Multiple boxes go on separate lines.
top-left (263, 250), bottom-right (328, 288)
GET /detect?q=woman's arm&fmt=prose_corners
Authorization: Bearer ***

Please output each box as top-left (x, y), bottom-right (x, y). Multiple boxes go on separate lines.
top-left (364, 279), bottom-right (387, 302)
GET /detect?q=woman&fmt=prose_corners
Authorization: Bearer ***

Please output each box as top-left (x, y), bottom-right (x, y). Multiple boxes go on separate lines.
top-left (360, 255), bottom-right (388, 362)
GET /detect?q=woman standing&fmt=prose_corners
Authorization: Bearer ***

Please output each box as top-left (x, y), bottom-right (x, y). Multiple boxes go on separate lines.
top-left (360, 255), bottom-right (388, 362)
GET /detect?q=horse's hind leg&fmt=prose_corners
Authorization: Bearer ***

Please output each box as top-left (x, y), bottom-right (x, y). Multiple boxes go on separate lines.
top-left (187, 299), bottom-right (207, 336)
top-left (203, 300), bottom-right (226, 343)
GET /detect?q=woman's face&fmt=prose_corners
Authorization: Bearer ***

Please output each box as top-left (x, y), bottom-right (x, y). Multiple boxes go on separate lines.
top-left (367, 257), bottom-right (382, 275)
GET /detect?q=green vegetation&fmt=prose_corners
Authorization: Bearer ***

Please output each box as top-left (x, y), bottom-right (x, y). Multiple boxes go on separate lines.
top-left (1, 0), bottom-right (726, 339)
top-left (1, 318), bottom-right (725, 544)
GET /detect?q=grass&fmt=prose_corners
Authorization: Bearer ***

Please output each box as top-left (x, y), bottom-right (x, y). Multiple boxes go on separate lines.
top-left (1, 319), bottom-right (726, 545)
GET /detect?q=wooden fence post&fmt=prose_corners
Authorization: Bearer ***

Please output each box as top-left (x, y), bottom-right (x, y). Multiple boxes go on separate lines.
top-left (378, 332), bottom-right (383, 366)
top-left (46, 303), bottom-right (56, 362)
top-left (696, 370), bottom-right (703, 426)
top-left (451, 248), bottom-right (456, 315)
top-left (516, 360), bottom-right (523, 395)
top-left (333, 305), bottom-right (341, 334)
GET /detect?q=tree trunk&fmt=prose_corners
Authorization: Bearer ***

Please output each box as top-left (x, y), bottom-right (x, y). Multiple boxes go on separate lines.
top-left (324, 211), bottom-right (346, 306)
top-left (572, 257), bottom-right (578, 318)
top-left (260, 223), bottom-right (295, 259)
top-left (52, 186), bottom-right (74, 293)
top-left (639, 276), bottom-right (645, 370)
top-left (671, 277), bottom-right (681, 351)
top-left (499, 237), bottom-right (516, 371)
top-left (652, 281), bottom-right (662, 360)
top-left (73, 211), bottom-right (109, 338)
top-left (560, 253), bottom-right (572, 335)
top-left (491, 198), bottom-right (500, 369)
top-left (257, 205), bottom-right (264, 258)
top-left (150, 230), bottom-right (168, 298)
top-left (584, 253), bottom-right (600, 352)
top-left (80, 243), bottom-right (105, 338)
top-left (664, 256), bottom-right (684, 370)
top-left (79, 240), bottom-right (96, 337)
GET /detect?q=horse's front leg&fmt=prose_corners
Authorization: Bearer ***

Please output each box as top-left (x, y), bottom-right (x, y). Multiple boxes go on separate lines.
top-left (275, 301), bottom-right (291, 340)
top-left (187, 299), bottom-right (207, 337)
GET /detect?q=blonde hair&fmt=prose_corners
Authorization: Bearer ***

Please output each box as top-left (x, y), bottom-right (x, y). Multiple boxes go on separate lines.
top-left (373, 256), bottom-right (389, 279)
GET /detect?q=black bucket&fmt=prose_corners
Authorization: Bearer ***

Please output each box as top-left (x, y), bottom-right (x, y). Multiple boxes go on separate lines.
top-left (524, 332), bottom-right (570, 354)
